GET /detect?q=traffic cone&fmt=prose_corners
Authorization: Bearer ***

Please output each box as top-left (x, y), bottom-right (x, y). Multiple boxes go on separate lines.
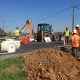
top-left (63, 40), bottom-right (66, 46)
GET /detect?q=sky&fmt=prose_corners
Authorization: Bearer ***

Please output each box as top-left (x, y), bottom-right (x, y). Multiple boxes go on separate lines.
top-left (0, 0), bottom-right (80, 32)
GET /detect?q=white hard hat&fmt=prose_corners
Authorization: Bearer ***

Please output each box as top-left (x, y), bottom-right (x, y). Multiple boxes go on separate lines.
top-left (73, 29), bottom-right (77, 33)
top-left (76, 25), bottom-right (79, 27)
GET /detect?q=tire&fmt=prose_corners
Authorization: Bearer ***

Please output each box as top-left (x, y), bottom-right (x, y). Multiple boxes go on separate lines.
top-left (44, 33), bottom-right (50, 37)
top-left (54, 35), bottom-right (59, 41)
top-left (43, 33), bottom-right (51, 42)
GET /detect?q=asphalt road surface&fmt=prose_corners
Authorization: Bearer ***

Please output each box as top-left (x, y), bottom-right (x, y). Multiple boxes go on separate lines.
top-left (0, 41), bottom-right (63, 60)
top-left (17, 41), bottom-right (63, 53)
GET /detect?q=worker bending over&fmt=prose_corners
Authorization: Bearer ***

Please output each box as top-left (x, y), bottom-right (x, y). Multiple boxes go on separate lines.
top-left (70, 29), bottom-right (80, 58)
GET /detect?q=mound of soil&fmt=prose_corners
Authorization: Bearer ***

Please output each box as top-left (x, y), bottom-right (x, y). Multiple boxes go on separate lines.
top-left (24, 48), bottom-right (80, 80)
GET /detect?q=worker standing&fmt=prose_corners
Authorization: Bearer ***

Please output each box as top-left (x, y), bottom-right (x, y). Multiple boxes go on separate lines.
top-left (75, 25), bottom-right (80, 36)
top-left (15, 27), bottom-right (19, 40)
top-left (64, 27), bottom-right (70, 43)
top-left (75, 25), bottom-right (80, 52)
top-left (70, 29), bottom-right (80, 57)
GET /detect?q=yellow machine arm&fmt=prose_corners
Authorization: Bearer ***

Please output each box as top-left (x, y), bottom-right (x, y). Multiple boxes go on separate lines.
top-left (20, 20), bottom-right (34, 38)
top-left (20, 24), bottom-right (27, 34)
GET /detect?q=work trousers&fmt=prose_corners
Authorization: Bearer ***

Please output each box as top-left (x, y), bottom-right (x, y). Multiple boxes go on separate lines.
top-left (65, 36), bottom-right (69, 43)
top-left (15, 36), bottom-right (19, 40)
top-left (72, 47), bottom-right (78, 57)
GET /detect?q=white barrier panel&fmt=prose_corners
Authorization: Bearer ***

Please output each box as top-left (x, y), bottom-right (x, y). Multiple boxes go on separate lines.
top-left (1, 39), bottom-right (20, 53)
top-left (7, 43), bottom-right (16, 53)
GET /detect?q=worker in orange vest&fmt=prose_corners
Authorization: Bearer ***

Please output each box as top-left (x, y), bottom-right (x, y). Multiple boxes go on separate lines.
top-left (70, 29), bottom-right (80, 57)
top-left (75, 25), bottom-right (80, 36)
top-left (75, 25), bottom-right (80, 52)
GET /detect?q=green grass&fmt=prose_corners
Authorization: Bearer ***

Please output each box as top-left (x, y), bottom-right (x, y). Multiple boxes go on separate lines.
top-left (0, 57), bottom-right (28, 80)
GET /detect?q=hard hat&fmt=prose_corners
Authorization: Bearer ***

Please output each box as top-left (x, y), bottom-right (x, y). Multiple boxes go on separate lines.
top-left (66, 27), bottom-right (68, 29)
top-left (73, 29), bottom-right (77, 33)
top-left (76, 25), bottom-right (79, 27)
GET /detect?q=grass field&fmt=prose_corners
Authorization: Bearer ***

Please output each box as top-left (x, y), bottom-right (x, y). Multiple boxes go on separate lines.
top-left (0, 56), bottom-right (28, 80)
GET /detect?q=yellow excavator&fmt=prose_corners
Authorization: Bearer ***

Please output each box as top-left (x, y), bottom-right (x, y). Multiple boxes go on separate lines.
top-left (20, 20), bottom-right (62, 43)
top-left (20, 20), bottom-right (35, 44)
top-left (20, 20), bottom-right (34, 38)
top-left (20, 21), bottom-right (54, 42)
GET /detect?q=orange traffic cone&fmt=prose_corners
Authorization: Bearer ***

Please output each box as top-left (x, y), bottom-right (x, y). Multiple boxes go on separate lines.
top-left (63, 40), bottom-right (66, 46)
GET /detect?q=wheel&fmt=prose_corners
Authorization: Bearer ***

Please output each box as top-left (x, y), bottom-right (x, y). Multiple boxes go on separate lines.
top-left (54, 35), bottom-right (59, 41)
top-left (44, 33), bottom-right (50, 37)
top-left (44, 33), bottom-right (51, 42)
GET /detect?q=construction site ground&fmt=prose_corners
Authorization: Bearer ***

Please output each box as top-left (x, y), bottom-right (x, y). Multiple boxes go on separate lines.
top-left (24, 48), bottom-right (80, 80)
top-left (0, 41), bottom-right (80, 60)
top-left (0, 41), bottom-right (63, 60)
top-left (0, 41), bottom-right (80, 80)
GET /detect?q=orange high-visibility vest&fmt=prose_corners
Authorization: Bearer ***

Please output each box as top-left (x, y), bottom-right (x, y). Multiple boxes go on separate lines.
top-left (70, 34), bottom-right (80, 47)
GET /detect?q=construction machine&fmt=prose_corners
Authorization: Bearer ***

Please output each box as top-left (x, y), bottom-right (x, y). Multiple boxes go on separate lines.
top-left (20, 20), bottom-right (62, 43)
top-left (36, 23), bottom-right (63, 42)
top-left (36, 23), bottom-right (55, 42)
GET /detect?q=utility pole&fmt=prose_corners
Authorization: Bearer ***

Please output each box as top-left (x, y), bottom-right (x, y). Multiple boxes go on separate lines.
top-left (1, 21), bottom-right (5, 31)
top-left (72, 0), bottom-right (75, 31)
top-left (2, 22), bottom-right (4, 31)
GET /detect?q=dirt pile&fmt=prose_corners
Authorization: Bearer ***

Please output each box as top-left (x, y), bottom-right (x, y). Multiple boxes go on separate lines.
top-left (24, 48), bottom-right (80, 80)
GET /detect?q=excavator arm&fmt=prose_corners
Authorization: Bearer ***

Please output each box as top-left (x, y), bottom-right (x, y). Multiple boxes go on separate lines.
top-left (20, 20), bottom-right (35, 44)
top-left (20, 20), bottom-right (34, 38)
top-left (20, 24), bottom-right (27, 34)
top-left (26, 20), bottom-right (34, 38)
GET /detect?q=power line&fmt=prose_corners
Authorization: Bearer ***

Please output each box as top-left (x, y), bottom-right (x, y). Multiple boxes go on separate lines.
top-left (33, 3), bottom-right (80, 23)
top-left (33, 6), bottom-right (73, 22)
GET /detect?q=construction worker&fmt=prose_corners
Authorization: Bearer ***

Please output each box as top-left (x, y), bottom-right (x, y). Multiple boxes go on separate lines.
top-left (70, 29), bottom-right (80, 57)
top-left (75, 25), bottom-right (80, 36)
top-left (75, 25), bottom-right (80, 52)
top-left (64, 27), bottom-right (70, 43)
top-left (15, 27), bottom-right (19, 40)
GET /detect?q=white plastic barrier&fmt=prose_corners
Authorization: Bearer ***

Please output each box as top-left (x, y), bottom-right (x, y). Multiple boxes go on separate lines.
top-left (7, 43), bottom-right (16, 53)
top-left (1, 39), bottom-right (20, 53)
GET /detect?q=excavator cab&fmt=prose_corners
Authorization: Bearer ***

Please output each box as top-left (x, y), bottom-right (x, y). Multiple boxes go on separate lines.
top-left (37, 23), bottom-right (52, 42)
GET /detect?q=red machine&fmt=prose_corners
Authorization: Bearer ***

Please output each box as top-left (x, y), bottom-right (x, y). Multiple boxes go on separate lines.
top-left (20, 36), bottom-right (30, 44)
